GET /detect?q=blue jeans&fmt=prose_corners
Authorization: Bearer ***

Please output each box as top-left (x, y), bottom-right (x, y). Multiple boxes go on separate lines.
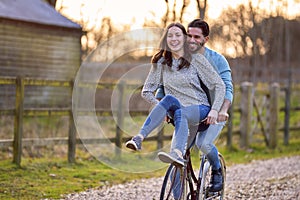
top-left (185, 122), bottom-right (225, 152)
top-left (195, 122), bottom-right (225, 154)
top-left (139, 94), bottom-right (210, 155)
top-left (172, 122), bottom-right (226, 199)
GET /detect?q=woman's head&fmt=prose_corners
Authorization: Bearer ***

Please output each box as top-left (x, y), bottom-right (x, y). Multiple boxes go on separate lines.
top-left (161, 23), bottom-right (186, 57)
top-left (152, 22), bottom-right (191, 69)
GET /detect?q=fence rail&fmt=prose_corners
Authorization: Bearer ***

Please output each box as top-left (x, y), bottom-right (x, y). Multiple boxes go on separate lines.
top-left (0, 76), bottom-right (299, 166)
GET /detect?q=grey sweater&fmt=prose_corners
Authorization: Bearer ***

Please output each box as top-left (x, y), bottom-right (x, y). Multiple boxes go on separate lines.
top-left (142, 53), bottom-right (225, 112)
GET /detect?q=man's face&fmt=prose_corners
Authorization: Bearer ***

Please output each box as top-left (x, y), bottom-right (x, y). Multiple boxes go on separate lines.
top-left (187, 27), bottom-right (208, 53)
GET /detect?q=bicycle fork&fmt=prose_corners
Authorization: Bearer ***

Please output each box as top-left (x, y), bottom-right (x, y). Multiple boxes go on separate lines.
top-left (197, 155), bottom-right (211, 200)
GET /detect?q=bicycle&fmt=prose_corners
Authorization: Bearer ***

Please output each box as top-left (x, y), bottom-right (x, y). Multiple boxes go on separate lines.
top-left (159, 146), bottom-right (226, 200)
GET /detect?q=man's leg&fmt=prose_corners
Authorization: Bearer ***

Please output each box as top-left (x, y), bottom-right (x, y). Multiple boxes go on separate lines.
top-left (196, 122), bottom-right (225, 192)
top-left (195, 122), bottom-right (225, 156)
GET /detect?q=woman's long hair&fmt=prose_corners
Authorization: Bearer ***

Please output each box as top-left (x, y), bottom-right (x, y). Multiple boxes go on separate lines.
top-left (151, 22), bottom-right (191, 70)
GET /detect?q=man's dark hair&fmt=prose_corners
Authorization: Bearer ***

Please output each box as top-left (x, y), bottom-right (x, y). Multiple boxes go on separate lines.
top-left (187, 19), bottom-right (210, 37)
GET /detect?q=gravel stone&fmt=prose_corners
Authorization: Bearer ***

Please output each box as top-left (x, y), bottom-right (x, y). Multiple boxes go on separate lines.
top-left (63, 156), bottom-right (300, 200)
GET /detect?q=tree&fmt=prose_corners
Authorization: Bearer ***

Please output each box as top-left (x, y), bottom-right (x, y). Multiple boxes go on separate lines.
top-left (209, 0), bottom-right (299, 83)
top-left (195, 0), bottom-right (207, 19)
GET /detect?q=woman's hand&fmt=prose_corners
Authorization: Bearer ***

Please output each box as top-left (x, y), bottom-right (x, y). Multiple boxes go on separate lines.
top-left (206, 109), bottom-right (218, 124)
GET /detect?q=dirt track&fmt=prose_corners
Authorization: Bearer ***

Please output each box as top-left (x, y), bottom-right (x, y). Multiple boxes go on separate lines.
top-left (63, 155), bottom-right (300, 200)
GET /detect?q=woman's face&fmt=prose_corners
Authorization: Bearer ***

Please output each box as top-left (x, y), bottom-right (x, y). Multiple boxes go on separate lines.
top-left (166, 26), bottom-right (185, 56)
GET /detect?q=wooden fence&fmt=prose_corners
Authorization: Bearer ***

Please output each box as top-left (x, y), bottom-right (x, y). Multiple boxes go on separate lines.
top-left (0, 77), bottom-right (299, 166)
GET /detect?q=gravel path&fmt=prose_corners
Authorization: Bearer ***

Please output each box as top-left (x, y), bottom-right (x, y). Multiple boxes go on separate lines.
top-left (63, 156), bottom-right (300, 200)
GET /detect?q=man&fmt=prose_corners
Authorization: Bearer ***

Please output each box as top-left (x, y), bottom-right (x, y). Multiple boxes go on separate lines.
top-left (187, 19), bottom-right (234, 192)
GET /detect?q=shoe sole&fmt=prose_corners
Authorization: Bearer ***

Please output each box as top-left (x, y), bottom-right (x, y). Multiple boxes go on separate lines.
top-left (158, 152), bottom-right (184, 167)
top-left (125, 141), bottom-right (139, 151)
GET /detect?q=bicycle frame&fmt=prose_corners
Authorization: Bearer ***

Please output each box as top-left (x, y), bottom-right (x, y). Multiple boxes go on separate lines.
top-left (185, 150), bottom-right (210, 200)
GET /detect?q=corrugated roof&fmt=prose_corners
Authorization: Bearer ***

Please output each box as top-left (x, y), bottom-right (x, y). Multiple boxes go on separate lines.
top-left (0, 0), bottom-right (81, 29)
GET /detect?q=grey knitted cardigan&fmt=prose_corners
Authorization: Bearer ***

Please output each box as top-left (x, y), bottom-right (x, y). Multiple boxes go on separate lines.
top-left (142, 53), bottom-right (225, 112)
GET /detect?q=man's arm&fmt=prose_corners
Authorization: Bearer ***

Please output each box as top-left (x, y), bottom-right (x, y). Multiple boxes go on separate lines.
top-left (218, 99), bottom-right (231, 122)
top-left (217, 54), bottom-right (233, 122)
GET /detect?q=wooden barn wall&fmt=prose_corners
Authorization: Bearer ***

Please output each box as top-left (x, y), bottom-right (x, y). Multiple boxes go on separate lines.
top-left (0, 18), bottom-right (82, 109)
top-left (0, 18), bottom-right (81, 80)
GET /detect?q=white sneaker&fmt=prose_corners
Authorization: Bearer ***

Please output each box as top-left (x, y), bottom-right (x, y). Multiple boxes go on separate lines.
top-left (125, 135), bottom-right (142, 151)
top-left (158, 149), bottom-right (185, 167)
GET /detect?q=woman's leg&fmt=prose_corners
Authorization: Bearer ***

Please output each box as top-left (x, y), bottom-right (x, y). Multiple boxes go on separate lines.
top-left (159, 104), bottom-right (210, 166)
top-left (139, 95), bottom-right (181, 138)
top-left (171, 104), bottom-right (210, 154)
top-left (126, 95), bottom-right (181, 151)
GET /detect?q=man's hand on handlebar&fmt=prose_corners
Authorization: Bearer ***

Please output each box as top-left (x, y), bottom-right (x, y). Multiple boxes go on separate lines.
top-left (218, 112), bottom-right (229, 122)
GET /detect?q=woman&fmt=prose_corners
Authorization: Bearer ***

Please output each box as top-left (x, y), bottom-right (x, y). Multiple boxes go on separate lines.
top-left (126, 22), bottom-right (225, 167)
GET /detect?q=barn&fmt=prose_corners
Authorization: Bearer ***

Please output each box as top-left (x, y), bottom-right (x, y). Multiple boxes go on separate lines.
top-left (0, 0), bottom-right (82, 108)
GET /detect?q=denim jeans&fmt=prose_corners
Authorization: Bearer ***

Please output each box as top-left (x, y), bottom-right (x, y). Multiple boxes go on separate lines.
top-left (195, 122), bottom-right (225, 154)
top-left (139, 94), bottom-right (210, 155)
top-left (185, 122), bottom-right (225, 168)
top-left (171, 122), bottom-right (226, 199)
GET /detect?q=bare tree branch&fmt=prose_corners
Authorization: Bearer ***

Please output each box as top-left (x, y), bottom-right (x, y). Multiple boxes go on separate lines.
top-left (162, 0), bottom-right (170, 27)
top-left (195, 0), bottom-right (207, 19)
top-left (172, 0), bottom-right (177, 21)
top-left (179, 0), bottom-right (190, 22)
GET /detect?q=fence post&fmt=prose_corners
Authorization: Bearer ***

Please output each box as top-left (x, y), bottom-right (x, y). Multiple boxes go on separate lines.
top-left (68, 80), bottom-right (76, 163)
top-left (268, 83), bottom-right (280, 149)
top-left (116, 81), bottom-right (125, 156)
top-left (226, 104), bottom-right (233, 149)
top-left (68, 112), bottom-right (76, 163)
top-left (240, 82), bottom-right (253, 149)
top-left (13, 76), bottom-right (24, 166)
top-left (283, 86), bottom-right (290, 145)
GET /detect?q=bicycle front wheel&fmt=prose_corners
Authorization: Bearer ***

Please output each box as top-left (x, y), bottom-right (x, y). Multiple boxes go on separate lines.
top-left (198, 154), bottom-right (226, 200)
top-left (198, 160), bottom-right (211, 200)
top-left (160, 164), bottom-right (188, 200)
top-left (218, 153), bottom-right (226, 200)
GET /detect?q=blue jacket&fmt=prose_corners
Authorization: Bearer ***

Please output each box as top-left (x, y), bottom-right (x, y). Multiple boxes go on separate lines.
top-left (203, 47), bottom-right (234, 103)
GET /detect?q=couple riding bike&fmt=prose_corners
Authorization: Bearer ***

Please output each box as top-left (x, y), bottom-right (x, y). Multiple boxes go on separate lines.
top-left (126, 19), bottom-right (233, 198)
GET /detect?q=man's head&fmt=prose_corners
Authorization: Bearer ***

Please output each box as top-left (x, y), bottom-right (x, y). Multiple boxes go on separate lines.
top-left (187, 19), bottom-right (210, 53)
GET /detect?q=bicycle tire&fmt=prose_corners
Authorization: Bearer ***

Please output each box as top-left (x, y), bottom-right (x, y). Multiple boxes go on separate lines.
top-left (218, 153), bottom-right (226, 200)
top-left (198, 159), bottom-right (211, 200)
top-left (160, 164), bottom-right (188, 200)
top-left (198, 154), bottom-right (226, 200)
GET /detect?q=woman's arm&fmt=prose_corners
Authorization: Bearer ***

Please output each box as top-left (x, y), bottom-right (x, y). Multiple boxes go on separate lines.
top-left (193, 54), bottom-right (225, 124)
top-left (141, 63), bottom-right (162, 105)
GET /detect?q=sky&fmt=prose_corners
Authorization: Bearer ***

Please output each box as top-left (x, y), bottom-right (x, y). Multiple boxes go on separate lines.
top-left (56, 0), bottom-right (300, 30)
